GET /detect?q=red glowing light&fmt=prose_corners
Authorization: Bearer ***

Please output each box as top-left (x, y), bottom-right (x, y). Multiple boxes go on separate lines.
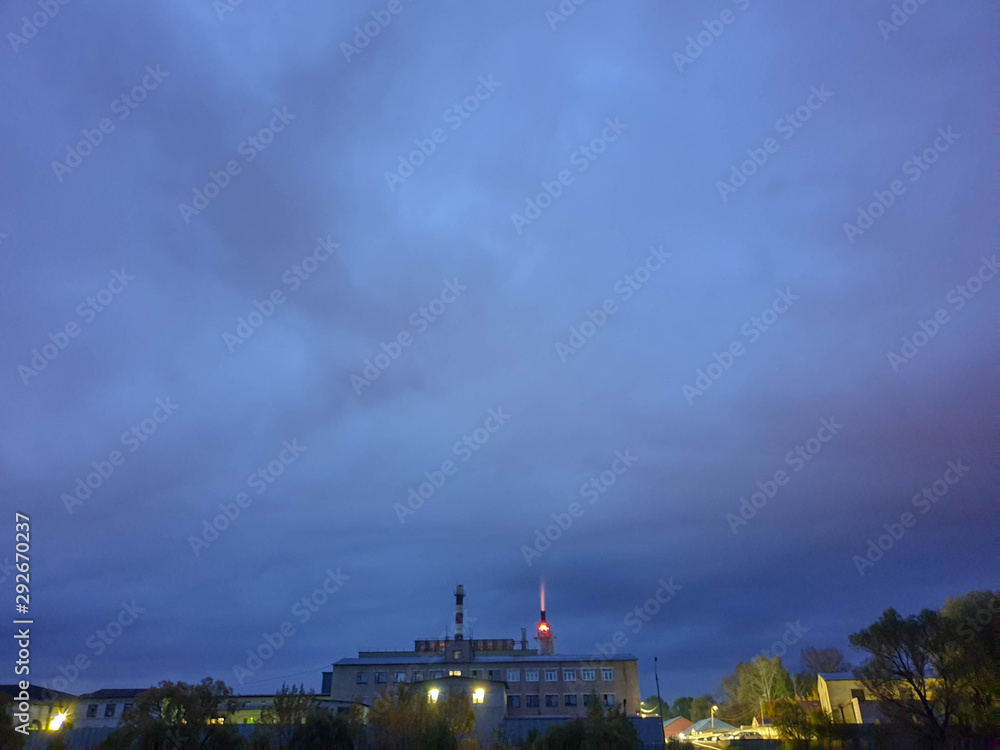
top-left (538, 622), bottom-right (550, 634)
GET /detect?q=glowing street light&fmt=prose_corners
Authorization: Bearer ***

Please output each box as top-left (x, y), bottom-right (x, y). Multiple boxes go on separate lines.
top-left (711, 705), bottom-right (718, 729)
top-left (48, 713), bottom-right (67, 730)
top-left (428, 688), bottom-right (439, 703)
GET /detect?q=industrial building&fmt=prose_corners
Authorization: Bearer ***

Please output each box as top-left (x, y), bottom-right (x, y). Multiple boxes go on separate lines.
top-left (325, 583), bottom-right (641, 734)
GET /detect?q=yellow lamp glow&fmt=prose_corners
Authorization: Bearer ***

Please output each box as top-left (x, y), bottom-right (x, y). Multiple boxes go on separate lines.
top-left (472, 688), bottom-right (485, 704)
top-left (48, 713), bottom-right (67, 730)
top-left (428, 688), bottom-right (439, 703)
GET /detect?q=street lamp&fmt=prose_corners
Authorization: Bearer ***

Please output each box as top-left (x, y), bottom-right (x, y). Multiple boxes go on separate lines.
top-left (711, 705), bottom-right (718, 729)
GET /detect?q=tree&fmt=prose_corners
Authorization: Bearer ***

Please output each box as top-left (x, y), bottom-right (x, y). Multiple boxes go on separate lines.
top-left (939, 590), bottom-right (996, 736)
top-left (669, 696), bottom-right (693, 719)
top-left (0, 694), bottom-right (26, 750)
top-left (850, 607), bottom-right (959, 741)
top-left (792, 672), bottom-right (817, 699)
top-left (100, 677), bottom-right (244, 749)
top-left (288, 709), bottom-right (354, 749)
top-left (689, 694), bottom-right (716, 722)
top-left (367, 683), bottom-right (475, 748)
top-left (801, 646), bottom-right (851, 674)
top-left (254, 683), bottom-right (316, 748)
top-left (642, 694), bottom-right (668, 718)
top-left (744, 655), bottom-right (793, 707)
top-left (539, 700), bottom-right (638, 749)
top-left (771, 699), bottom-right (808, 740)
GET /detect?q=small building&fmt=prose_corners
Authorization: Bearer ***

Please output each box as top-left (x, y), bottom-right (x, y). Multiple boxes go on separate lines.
top-left (681, 717), bottom-right (738, 739)
top-left (817, 672), bottom-right (889, 724)
top-left (75, 688), bottom-right (146, 728)
top-left (661, 715), bottom-right (693, 737)
top-left (0, 684), bottom-right (77, 732)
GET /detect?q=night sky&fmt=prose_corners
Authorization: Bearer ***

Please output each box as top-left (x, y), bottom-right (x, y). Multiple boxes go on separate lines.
top-left (1, 0), bottom-right (994, 704)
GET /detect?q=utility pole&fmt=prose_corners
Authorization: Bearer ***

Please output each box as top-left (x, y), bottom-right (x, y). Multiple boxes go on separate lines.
top-left (654, 657), bottom-right (664, 736)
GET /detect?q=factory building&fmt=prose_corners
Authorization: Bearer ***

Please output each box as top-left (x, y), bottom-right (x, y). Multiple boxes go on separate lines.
top-left (325, 584), bottom-right (641, 729)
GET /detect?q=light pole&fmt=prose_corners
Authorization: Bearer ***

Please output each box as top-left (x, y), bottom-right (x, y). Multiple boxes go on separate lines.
top-left (654, 657), bottom-right (664, 738)
top-left (711, 704), bottom-right (718, 730)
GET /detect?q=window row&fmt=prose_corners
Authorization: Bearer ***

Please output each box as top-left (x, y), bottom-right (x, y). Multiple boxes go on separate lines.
top-left (506, 694), bottom-right (615, 708)
top-left (85, 703), bottom-right (133, 719)
top-left (356, 667), bottom-right (615, 685)
top-left (506, 668), bottom-right (613, 682)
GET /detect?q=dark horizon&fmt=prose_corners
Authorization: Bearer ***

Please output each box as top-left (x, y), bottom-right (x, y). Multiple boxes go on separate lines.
top-left (0, 0), bottom-right (994, 708)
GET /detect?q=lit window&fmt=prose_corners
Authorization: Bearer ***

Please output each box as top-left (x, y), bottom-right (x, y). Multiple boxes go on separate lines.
top-left (244, 717), bottom-right (256, 724)
top-left (356, 672), bottom-right (369, 684)
top-left (104, 704), bottom-right (117, 718)
top-left (545, 694), bottom-right (558, 707)
top-left (428, 688), bottom-right (439, 703)
top-left (526, 670), bottom-right (539, 682)
top-left (602, 668), bottom-right (614, 681)
top-left (563, 669), bottom-right (576, 681)
top-left (506, 694), bottom-right (520, 708)
top-left (603, 693), bottom-right (615, 707)
top-left (472, 688), bottom-right (485, 704)
top-left (453, 650), bottom-right (461, 659)
top-left (86, 704), bottom-right (98, 718)
top-left (449, 670), bottom-right (462, 677)
top-left (394, 672), bottom-right (407, 683)
top-left (565, 694), bottom-right (578, 706)
top-left (544, 670), bottom-right (557, 682)
top-left (507, 669), bottom-right (520, 682)
top-left (526, 695), bottom-right (539, 707)
top-left (374, 672), bottom-right (387, 684)
top-left (582, 669), bottom-right (595, 681)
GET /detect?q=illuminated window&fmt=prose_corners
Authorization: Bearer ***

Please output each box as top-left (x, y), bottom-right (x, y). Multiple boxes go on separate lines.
top-left (428, 688), bottom-right (439, 703)
top-left (449, 670), bottom-right (462, 676)
top-left (244, 717), bottom-right (256, 724)
top-left (602, 668), bottom-right (614, 681)
top-left (472, 688), bottom-right (485, 704)
top-left (356, 672), bottom-right (368, 684)
top-left (507, 669), bottom-right (520, 682)
top-left (525, 670), bottom-right (539, 682)
top-left (563, 669), bottom-right (576, 681)
top-left (453, 650), bottom-right (461, 659)
top-left (582, 669), bottom-right (595, 681)
top-left (545, 694), bottom-right (558, 707)
top-left (86, 704), bottom-right (98, 718)
top-left (565, 694), bottom-right (578, 706)
top-left (526, 695), bottom-right (539, 707)
top-left (506, 695), bottom-right (520, 708)
top-left (544, 670), bottom-right (557, 681)
top-left (104, 704), bottom-right (117, 718)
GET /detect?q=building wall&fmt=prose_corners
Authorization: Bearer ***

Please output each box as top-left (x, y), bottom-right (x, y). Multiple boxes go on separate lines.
top-left (73, 696), bottom-right (137, 729)
top-left (818, 676), bottom-right (865, 723)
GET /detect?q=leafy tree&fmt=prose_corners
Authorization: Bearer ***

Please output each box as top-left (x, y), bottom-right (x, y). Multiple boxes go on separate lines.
top-left (791, 672), bottom-right (817, 699)
top-left (642, 694), bottom-right (668, 718)
top-left (538, 700), bottom-right (638, 749)
top-left (801, 646), bottom-right (851, 674)
top-left (850, 607), bottom-right (958, 741)
top-left (367, 683), bottom-right (475, 749)
top-left (771, 698), bottom-right (809, 740)
top-left (288, 709), bottom-right (354, 749)
top-left (939, 590), bottom-right (996, 735)
top-left (669, 696), bottom-right (693, 719)
top-left (688, 694), bottom-right (716, 722)
top-left (100, 677), bottom-right (244, 749)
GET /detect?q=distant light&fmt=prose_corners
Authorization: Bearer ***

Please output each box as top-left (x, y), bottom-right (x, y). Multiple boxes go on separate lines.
top-left (48, 713), bottom-right (67, 730)
top-left (428, 689), bottom-right (439, 703)
top-left (713, 705), bottom-right (718, 711)
top-left (472, 688), bottom-right (485, 704)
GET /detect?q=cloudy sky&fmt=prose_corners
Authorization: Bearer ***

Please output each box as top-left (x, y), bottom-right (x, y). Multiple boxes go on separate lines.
top-left (0, 0), bottom-right (994, 704)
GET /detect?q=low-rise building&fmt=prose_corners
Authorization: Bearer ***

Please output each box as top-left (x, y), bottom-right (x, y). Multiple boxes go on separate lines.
top-left (74, 688), bottom-right (146, 729)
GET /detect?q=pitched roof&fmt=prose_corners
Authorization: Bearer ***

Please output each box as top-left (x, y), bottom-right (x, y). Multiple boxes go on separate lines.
top-left (79, 688), bottom-right (147, 699)
top-left (0, 685), bottom-right (77, 702)
top-left (686, 717), bottom-right (737, 734)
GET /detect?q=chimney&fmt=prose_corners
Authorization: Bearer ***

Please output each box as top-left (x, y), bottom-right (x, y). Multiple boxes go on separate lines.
top-left (535, 579), bottom-right (555, 655)
top-left (454, 584), bottom-right (465, 640)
